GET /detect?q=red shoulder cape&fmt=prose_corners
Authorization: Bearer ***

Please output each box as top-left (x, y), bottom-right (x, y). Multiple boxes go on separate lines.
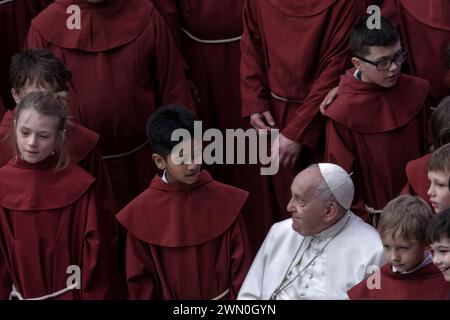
top-left (31, 0), bottom-right (155, 51)
top-left (116, 170), bottom-right (248, 247)
top-left (0, 156), bottom-right (94, 210)
top-left (348, 262), bottom-right (450, 300)
top-left (325, 69), bottom-right (429, 133)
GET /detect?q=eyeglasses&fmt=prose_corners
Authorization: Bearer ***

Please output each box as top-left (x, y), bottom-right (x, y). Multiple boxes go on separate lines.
top-left (355, 50), bottom-right (408, 71)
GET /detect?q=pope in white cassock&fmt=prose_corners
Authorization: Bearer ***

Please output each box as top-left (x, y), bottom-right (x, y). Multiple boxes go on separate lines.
top-left (238, 163), bottom-right (385, 300)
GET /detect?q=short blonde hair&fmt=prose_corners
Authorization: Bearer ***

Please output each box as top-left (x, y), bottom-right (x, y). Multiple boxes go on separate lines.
top-left (378, 195), bottom-right (433, 244)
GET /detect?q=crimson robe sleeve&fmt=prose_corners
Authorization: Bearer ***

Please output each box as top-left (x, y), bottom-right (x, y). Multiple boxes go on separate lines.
top-left (145, 6), bottom-right (197, 113)
top-left (229, 216), bottom-right (252, 299)
top-left (282, 2), bottom-right (362, 147)
top-left (125, 234), bottom-right (158, 300)
top-left (80, 188), bottom-right (114, 300)
top-left (240, 0), bottom-right (272, 118)
top-left (325, 120), bottom-right (368, 221)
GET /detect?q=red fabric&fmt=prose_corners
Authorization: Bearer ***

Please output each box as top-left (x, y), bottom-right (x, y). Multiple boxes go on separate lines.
top-left (151, 0), bottom-right (273, 254)
top-left (348, 262), bottom-right (450, 300)
top-left (240, 0), bottom-right (364, 145)
top-left (400, 153), bottom-right (431, 206)
top-left (26, 0), bottom-right (196, 209)
top-left (0, 0), bottom-right (52, 110)
top-left (383, 0), bottom-right (450, 106)
top-left (0, 110), bottom-right (121, 295)
top-left (0, 157), bottom-right (114, 299)
top-left (116, 170), bottom-right (252, 299)
top-left (325, 70), bottom-right (430, 221)
top-left (240, 0), bottom-right (364, 218)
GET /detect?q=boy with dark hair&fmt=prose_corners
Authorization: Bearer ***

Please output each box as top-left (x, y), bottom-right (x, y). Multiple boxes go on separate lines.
top-left (348, 195), bottom-right (450, 299)
top-left (402, 96), bottom-right (450, 204)
top-left (116, 105), bottom-right (251, 299)
top-left (427, 144), bottom-right (450, 214)
top-left (426, 208), bottom-right (450, 283)
top-left (324, 15), bottom-right (430, 226)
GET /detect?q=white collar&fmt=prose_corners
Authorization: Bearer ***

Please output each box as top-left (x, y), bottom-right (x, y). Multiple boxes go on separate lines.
top-left (312, 211), bottom-right (351, 241)
top-left (162, 170), bottom-right (169, 183)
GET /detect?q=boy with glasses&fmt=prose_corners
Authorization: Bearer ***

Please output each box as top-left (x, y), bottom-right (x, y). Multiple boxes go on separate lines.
top-left (324, 15), bottom-right (430, 226)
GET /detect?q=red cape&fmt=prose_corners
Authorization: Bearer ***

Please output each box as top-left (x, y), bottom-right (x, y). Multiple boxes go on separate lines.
top-left (325, 70), bottom-right (428, 133)
top-left (348, 262), bottom-right (450, 300)
top-left (116, 170), bottom-right (252, 299)
top-left (0, 156), bottom-right (114, 299)
top-left (401, 153), bottom-right (431, 205)
top-left (325, 69), bottom-right (430, 219)
top-left (0, 156), bottom-right (93, 210)
top-left (117, 170), bottom-right (248, 246)
top-left (26, 0), bottom-right (195, 209)
top-left (32, 0), bottom-right (152, 52)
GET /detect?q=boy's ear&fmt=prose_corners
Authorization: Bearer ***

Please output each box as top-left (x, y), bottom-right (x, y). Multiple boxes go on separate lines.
top-left (11, 88), bottom-right (21, 105)
top-left (152, 153), bottom-right (167, 170)
top-left (351, 57), bottom-right (362, 70)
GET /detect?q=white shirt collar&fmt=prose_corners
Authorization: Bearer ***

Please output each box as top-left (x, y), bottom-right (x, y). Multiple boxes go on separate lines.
top-left (312, 211), bottom-right (351, 241)
top-left (162, 169), bottom-right (169, 183)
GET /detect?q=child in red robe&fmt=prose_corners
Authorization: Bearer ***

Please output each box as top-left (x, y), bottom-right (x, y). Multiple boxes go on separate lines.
top-left (427, 144), bottom-right (450, 214)
top-left (0, 91), bottom-right (114, 299)
top-left (117, 105), bottom-right (252, 299)
top-left (324, 15), bottom-right (430, 225)
top-left (348, 195), bottom-right (450, 300)
top-left (402, 97), bottom-right (450, 204)
top-left (427, 208), bottom-right (450, 289)
top-left (25, 0), bottom-right (196, 210)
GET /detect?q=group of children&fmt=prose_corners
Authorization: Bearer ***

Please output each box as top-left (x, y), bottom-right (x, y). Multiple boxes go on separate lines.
top-left (0, 2), bottom-right (449, 300)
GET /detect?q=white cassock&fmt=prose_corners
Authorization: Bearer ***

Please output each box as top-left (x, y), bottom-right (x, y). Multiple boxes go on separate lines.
top-left (238, 212), bottom-right (385, 300)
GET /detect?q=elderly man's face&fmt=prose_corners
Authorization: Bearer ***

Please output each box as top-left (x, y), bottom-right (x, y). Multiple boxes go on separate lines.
top-left (287, 168), bottom-right (329, 236)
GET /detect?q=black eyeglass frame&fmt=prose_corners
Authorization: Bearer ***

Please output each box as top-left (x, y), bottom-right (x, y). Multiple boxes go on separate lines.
top-left (355, 49), bottom-right (408, 71)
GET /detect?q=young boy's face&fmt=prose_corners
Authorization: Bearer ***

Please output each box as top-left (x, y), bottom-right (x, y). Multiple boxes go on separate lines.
top-left (12, 81), bottom-right (53, 104)
top-left (381, 232), bottom-right (426, 273)
top-left (153, 139), bottom-right (202, 185)
top-left (353, 40), bottom-right (403, 88)
top-left (428, 170), bottom-right (450, 213)
top-left (430, 237), bottom-right (450, 281)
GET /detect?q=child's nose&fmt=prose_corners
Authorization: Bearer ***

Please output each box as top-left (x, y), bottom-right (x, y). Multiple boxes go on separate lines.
top-left (27, 135), bottom-right (38, 146)
top-left (427, 185), bottom-right (434, 197)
